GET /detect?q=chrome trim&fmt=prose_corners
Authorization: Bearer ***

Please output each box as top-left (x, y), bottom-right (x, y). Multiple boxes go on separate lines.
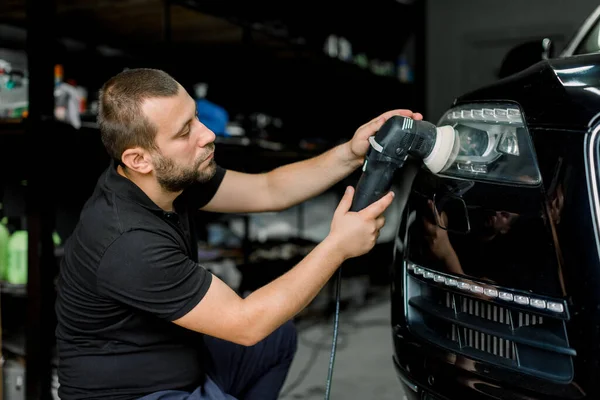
top-left (392, 358), bottom-right (419, 393)
top-left (584, 124), bottom-right (600, 273)
top-left (561, 5), bottom-right (600, 57)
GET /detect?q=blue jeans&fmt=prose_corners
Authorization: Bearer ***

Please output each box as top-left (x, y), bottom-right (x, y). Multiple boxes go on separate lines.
top-left (139, 321), bottom-right (297, 400)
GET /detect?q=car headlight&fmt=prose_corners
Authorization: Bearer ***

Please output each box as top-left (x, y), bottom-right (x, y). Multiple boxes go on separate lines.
top-left (437, 102), bottom-right (541, 185)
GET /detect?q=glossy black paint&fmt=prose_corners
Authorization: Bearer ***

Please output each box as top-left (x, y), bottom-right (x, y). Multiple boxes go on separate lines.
top-left (458, 52), bottom-right (600, 130)
top-left (391, 52), bottom-right (600, 399)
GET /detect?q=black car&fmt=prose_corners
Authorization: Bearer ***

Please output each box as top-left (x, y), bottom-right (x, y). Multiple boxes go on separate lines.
top-left (391, 7), bottom-right (600, 400)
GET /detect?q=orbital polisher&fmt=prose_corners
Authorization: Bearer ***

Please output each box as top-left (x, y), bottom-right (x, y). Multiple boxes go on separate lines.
top-left (350, 115), bottom-right (459, 212)
top-left (324, 115), bottom-right (460, 399)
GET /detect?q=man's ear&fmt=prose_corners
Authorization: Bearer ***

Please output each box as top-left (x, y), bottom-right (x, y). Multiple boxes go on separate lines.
top-left (121, 148), bottom-right (153, 174)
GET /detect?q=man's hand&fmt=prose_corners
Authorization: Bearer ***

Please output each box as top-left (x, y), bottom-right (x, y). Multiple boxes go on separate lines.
top-left (422, 200), bottom-right (465, 275)
top-left (346, 109), bottom-right (424, 164)
top-left (423, 200), bottom-right (452, 259)
top-left (326, 186), bottom-right (395, 260)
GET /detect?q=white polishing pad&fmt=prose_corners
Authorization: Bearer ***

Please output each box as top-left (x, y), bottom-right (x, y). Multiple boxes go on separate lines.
top-left (423, 125), bottom-right (458, 174)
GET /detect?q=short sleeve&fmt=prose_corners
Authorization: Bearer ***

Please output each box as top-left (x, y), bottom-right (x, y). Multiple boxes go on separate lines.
top-left (182, 164), bottom-right (227, 208)
top-left (97, 230), bottom-right (213, 321)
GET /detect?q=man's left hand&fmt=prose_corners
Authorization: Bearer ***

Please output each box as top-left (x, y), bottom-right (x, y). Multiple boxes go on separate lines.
top-left (348, 109), bottom-right (424, 164)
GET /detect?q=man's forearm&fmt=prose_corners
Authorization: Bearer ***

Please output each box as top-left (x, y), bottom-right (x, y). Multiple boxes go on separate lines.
top-left (241, 237), bottom-right (345, 344)
top-left (266, 142), bottom-right (362, 210)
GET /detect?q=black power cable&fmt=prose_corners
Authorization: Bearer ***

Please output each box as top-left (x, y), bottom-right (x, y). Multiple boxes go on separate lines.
top-left (324, 267), bottom-right (343, 400)
top-left (279, 273), bottom-right (391, 399)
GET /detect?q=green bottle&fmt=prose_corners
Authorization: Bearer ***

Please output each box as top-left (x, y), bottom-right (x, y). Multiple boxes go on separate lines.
top-left (53, 231), bottom-right (62, 247)
top-left (6, 230), bottom-right (27, 285)
top-left (0, 217), bottom-right (9, 281)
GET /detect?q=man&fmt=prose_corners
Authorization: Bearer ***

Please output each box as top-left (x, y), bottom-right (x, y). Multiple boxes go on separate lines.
top-left (54, 68), bottom-right (423, 400)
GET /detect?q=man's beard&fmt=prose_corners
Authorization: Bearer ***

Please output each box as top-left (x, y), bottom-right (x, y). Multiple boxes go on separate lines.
top-left (153, 144), bottom-right (216, 193)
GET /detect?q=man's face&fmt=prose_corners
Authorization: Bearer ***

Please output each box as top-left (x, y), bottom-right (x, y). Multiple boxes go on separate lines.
top-left (142, 85), bottom-right (217, 192)
top-left (484, 210), bottom-right (519, 235)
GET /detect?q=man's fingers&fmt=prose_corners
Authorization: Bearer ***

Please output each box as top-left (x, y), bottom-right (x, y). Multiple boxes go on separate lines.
top-left (358, 109), bottom-right (419, 131)
top-left (375, 109), bottom-right (417, 123)
top-left (441, 211), bottom-right (449, 227)
top-left (359, 110), bottom-right (425, 138)
top-left (334, 186), bottom-right (355, 217)
top-left (428, 200), bottom-right (440, 217)
top-left (376, 216), bottom-right (386, 230)
top-left (360, 191), bottom-right (395, 219)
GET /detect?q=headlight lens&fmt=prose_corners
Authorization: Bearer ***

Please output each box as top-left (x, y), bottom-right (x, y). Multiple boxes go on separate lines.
top-left (437, 102), bottom-right (541, 185)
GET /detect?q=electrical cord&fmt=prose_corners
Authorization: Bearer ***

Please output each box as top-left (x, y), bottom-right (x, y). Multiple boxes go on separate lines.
top-left (280, 281), bottom-right (390, 398)
top-left (324, 267), bottom-right (343, 400)
top-left (279, 326), bottom-right (341, 398)
top-left (280, 313), bottom-right (354, 398)
top-left (279, 340), bottom-right (322, 398)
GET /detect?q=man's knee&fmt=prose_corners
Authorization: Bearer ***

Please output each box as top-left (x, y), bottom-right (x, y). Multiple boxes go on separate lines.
top-left (276, 320), bottom-right (298, 360)
top-left (285, 320), bottom-right (298, 355)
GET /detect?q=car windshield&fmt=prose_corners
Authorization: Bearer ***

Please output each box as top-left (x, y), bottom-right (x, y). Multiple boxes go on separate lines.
top-left (574, 14), bottom-right (600, 55)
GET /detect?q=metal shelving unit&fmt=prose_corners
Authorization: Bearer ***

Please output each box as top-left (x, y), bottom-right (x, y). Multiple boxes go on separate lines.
top-left (0, 1), bottom-right (426, 399)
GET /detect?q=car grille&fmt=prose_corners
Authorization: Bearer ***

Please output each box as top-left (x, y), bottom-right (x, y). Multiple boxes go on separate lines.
top-left (446, 292), bottom-right (547, 361)
top-left (405, 262), bottom-right (575, 383)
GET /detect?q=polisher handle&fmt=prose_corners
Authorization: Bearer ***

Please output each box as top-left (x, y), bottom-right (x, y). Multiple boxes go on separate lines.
top-left (350, 154), bottom-right (397, 212)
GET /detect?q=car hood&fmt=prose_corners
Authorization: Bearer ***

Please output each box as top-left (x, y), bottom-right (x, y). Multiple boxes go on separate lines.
top-left (455, 52), bottom-right (600, 130)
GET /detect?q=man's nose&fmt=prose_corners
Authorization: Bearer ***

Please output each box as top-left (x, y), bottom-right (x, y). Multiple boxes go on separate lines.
top-left (195, 121), bottom-right (216, 147)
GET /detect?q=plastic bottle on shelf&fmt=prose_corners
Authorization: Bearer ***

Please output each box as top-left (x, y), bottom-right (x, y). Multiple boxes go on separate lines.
top-left (0, 216), bottom-right (9, 281)
top-left (53, 231), bottom-right (62, 247)
top-left (194, 83), bottom-right (229, 136)
top-left (6, 230), bottom-right (27, 285)
top-left (353, 53), bottom-right (369, 69)
top-left (54, 64), bottom-right (63, 87)
top-left (397, 55), bottom-right (413, 83)
top-left (324, 34), bottom-right (339, 58)
top-left (338, 37), bottom-right (353, 62)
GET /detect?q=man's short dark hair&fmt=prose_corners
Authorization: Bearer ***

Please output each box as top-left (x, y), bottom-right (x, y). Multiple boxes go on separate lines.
top-left (98, 68), bottom-right (179, 163)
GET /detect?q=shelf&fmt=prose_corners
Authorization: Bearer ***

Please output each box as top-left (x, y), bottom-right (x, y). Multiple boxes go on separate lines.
top-left (0, 117), bottom-right (341, 175)
top-left (0, 119), bottom-right (26, 136)
top-left (0, 119), bottom-right (111, 184)
top-left (1, 7), bottom-right (421, 140)
top-left (2, 0), bottom-right (420, 119)
top-left (1, 282), bottom-right (26, 297)
top-left (171, 0), bottom-right (417, 61)
top-left (3, 332), bottom-right (26, 357)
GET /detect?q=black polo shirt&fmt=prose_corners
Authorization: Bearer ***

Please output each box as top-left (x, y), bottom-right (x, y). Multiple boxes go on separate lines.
top-left (55, 160), bottom-right (226, 400)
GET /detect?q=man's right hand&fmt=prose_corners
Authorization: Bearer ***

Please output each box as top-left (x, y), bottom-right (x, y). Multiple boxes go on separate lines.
top-left (327, 186), bottom-right (395, 260)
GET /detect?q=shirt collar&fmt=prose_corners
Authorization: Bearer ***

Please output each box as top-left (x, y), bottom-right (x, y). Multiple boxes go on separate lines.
top-left (102, 159), bottom-right (164, 212)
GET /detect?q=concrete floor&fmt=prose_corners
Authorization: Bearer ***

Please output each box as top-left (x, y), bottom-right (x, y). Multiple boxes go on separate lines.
top-left (280, 287), bottom-right (408, 400)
